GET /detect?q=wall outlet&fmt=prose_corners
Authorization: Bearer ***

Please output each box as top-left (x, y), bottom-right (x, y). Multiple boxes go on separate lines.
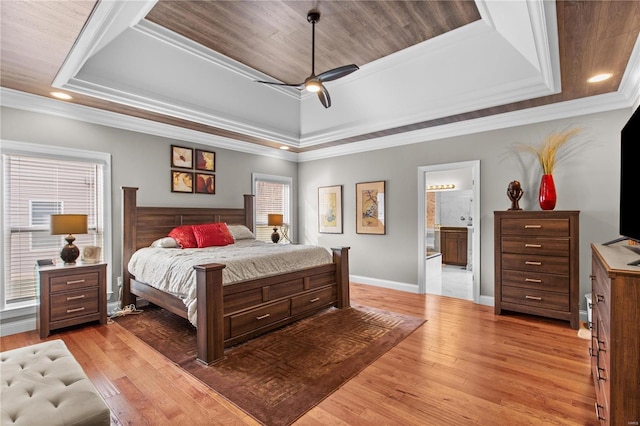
top-left (117, 276), bottom-right (122, 288)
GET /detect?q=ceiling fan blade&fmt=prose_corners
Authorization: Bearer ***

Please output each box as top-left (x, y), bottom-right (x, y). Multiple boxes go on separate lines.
top-left (317, 64), bottom-right (359, 83)
top-left (255, 80), bottom-right (304, 90)
top-left (317, 85), bottom-right (331, 108)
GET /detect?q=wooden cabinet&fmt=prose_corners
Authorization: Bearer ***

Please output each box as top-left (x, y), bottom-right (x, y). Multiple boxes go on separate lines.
top-left (494, 211), bottom-right (579, 329)
top-left (440, 227), bottom-right (468, 266)
top-left (37, 263), bottom-right (107, 338)
top-left (590, 243), bottom-right (640, 425)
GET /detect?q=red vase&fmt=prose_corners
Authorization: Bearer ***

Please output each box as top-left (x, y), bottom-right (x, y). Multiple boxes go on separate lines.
top-left (538, 174), bottom-right (557, 210)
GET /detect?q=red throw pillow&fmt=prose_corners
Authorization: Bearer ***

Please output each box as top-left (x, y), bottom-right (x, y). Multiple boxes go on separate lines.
top-left (217, 222), bottom-right (235, 245)
top-left (168, 225), bottom-right (197, 249)
top-left (192, 223), bottom-right (229, 248)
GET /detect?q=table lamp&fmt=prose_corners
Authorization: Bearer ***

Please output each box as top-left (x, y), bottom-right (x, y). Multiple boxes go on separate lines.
top-left (50, 214), bottom-right (88, 264)
top-left (268, 214), bottom-right (283, 243)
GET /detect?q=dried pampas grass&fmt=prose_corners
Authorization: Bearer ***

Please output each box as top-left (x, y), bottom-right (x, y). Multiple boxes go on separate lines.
top-left (517, 127), bottom-right (582, 174)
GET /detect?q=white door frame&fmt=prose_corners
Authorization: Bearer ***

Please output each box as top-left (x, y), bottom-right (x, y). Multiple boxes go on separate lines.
top-left (417, 160), bottom-right (481, 302)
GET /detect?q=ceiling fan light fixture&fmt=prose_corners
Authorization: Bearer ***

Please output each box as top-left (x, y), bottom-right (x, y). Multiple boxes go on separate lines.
top-left (305, 79), bottom-right (322, 93)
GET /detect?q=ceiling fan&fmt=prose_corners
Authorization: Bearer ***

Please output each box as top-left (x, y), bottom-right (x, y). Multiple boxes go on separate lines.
top-left (255, 10), bottom-right (359, 108)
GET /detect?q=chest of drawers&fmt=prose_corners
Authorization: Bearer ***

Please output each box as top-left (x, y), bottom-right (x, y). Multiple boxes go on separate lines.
top-left (590, 243), bottom-right (640, 425)
top-left (37, 263), bottom-right (107, 338)
top-left (494, 210), bottom-right (579, 329)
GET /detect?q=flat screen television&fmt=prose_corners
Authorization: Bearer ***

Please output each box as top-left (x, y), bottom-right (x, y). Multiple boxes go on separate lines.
top-left (615, 104), bottom-right (640, 265)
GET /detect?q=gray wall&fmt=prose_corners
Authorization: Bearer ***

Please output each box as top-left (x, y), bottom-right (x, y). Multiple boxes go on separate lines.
top-left (1, 107), bottom-right (298, 301)
top-left (298, 108), bottom-right (632, 307)
top-left (1, 105), bottom-right (633, 312)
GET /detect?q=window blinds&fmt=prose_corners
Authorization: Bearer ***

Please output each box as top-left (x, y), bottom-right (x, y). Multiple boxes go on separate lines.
top-left (3, 154), bottom-right (104, 307)
top-left (254, 179), bottom-right (290, 242)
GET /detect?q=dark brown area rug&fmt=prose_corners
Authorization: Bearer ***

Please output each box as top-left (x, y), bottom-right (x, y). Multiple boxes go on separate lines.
top-left (114, 304), bottom-right (425, 426)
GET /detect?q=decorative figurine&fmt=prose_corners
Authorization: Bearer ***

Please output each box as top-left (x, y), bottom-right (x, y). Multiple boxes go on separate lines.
top-left (507, 180), bottom-right (524, 210)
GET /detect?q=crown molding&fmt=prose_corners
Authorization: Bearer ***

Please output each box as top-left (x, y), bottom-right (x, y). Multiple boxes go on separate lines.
top-left (0, 88), bottom-right (297, 162)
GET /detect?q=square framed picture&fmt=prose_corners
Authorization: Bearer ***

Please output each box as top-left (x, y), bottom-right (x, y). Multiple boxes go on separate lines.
top-left (195, 173), bottom-right (215, 194)
top-left (171, 171), bottom-right (194, 193)
top-left (171, 145), bottom-right (193, 169)
top-left (195, 149), bottom-right (215, 172)
top-left (318, 185), bottom-right (343, 233)
top-left (356, 180), bottom-right (385, 234)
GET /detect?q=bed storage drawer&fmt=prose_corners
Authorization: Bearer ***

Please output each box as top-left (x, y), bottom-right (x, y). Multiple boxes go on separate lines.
top-left (291, 286), bottom-right (336, 316)
top-left (229, 299), bottom-right (290, 337)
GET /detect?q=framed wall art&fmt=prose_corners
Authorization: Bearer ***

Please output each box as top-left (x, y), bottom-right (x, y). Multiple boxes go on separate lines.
top-left (171, 171), bottom-right (194, 193)
top-left (195, 173), bottom-right (215, 194)
top-left (356, 180), bottom-right (385, 234)
top-left (171, 145), bottom-right (193, 169)
top-left (318, 185), bottom-right (343, 233)
top-left (195, 149), bottom-right (215, 172)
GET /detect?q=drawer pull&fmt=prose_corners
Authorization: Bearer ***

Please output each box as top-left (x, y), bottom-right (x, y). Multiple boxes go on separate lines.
top-left (524, 225), bottom-right (542, 229)
top-left (525, 278), bottom-right (542, 283)
top-left (525, 295), bottom-right (542, 301)
top-left (597, 366), bottom-right (607, 381)
top-left (66, 279), bottom-right (85, 285)
top-left (309, 297), bottom-right (320, 303)
top-left (66, 295), bottom-right (86, 301)
top-left (525, 261), bottom-right (542, 266)
top-left (596, 294), bottom-right (605, 303)
top-left (66, 307), bottom-right (85, 314)
top-left (524, 244), bottom-right (542, 248)
top-left (256, 313), bottom-right (270, 320)
top-left (594, 402), bottom-right (606, 421)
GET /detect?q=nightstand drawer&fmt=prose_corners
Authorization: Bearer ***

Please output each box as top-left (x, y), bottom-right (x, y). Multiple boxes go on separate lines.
top-left (50, 288), bottom-right (99, 321)
top-left (50, 271), bottom-right (100, 293)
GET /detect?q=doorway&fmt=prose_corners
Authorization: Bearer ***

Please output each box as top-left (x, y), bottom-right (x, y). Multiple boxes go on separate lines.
top-left (417, 161), bottom-right (480, 302)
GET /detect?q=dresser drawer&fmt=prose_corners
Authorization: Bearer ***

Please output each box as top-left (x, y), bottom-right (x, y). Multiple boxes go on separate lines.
top-left (50, 288), bottom-right (99, 321)
top-left (502, 253), bottom-right (569, 275)
top-left (501, 237), bottom-right (569, 257)
top-left (502, 270), bottom-right (569, 293)
top-left (501, 218), bottom-right (569, 237)
top-left (230, 299), bottom-right (290, 338)
top-left (502, 286), bottom-right (569, 311)
top-left (50, 271), bottom-right (100, 293)
top-left (291, 286), bottom-right (336, 316)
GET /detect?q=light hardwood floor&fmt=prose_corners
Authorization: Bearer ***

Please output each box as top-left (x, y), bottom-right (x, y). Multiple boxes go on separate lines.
top-left (0, 283), bottom-right (598, 425)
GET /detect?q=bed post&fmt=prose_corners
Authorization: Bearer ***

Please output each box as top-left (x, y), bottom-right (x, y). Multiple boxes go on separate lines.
top-left (243, 194), bottom-right (255, 232)
top-left (332, 247), bottom-right (350, 309)
top-left (121, 187), bottom-right (138, 308)
top-left (194, 263), bottom-right (226, 365)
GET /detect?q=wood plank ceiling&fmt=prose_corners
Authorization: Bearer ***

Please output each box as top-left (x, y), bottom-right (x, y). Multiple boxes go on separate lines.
top-left (1, 1), bottom-right (639, 153)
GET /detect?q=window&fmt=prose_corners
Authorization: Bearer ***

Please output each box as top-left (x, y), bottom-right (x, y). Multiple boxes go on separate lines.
top-left (252, 173), bottom-right (292, 243)
top-left (1, 141), bottom-right (110, 311)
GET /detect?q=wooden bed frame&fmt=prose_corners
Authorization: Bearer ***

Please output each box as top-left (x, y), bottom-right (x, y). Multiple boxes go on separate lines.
top-left (121, 187), bottom-right (350, 364)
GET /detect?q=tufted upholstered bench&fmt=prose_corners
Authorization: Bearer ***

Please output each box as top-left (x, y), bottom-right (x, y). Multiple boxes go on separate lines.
top-left (1, 339), bottom-right (110, 425)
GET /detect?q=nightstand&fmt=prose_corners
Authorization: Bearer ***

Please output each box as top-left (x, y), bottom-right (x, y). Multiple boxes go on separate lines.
top-left (37, 263), bottom-right (107, 338)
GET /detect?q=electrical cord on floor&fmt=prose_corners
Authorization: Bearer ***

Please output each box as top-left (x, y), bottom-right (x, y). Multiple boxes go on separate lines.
top-left (107, 304), bottom-right (143, 324)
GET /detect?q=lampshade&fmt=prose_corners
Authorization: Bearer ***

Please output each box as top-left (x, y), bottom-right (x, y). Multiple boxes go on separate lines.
top-left (50, 214), bottom-right (88, 235)
top-left (267, 214), bottom-right (283, 227)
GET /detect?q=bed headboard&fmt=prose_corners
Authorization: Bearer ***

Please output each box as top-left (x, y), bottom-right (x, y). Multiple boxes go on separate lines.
top-left (121, 187), bottom-right (254, 304)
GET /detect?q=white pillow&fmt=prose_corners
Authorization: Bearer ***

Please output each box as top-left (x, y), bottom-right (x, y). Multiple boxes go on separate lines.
top-left (150, 237), bottom-right (180, 248)
top-left (227, 224), bottom-right (255, 240)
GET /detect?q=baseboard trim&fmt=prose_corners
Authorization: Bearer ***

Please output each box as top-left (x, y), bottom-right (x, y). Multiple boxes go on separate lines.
top-left (349, 275), bottom-right (420, 294)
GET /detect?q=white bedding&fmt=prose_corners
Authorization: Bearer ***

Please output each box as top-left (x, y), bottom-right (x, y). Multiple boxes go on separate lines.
top-left (128, 240), bottom-right (332, 325)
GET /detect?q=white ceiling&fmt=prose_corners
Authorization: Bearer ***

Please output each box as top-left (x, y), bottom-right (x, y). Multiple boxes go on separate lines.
top-left (55, 0), bottom-right (561, 149)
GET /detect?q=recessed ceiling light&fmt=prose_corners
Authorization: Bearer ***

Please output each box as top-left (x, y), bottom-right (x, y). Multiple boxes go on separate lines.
top-left (279, 146), bottom-right (290, 150)
top-left (50, 91), bottom-right (73, 100)
top-left (587, 73), bottom-right (612, 83)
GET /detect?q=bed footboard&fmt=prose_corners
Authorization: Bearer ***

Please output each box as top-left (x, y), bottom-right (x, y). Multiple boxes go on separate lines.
top-left (194, 246), bottom-right (350, 365)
